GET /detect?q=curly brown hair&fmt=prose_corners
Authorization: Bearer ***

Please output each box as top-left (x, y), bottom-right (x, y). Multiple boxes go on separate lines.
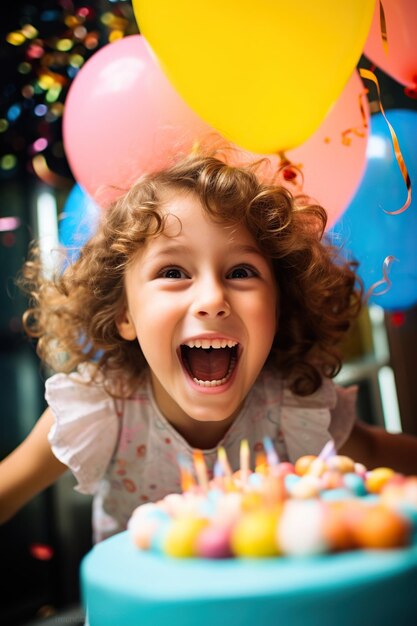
top-left (20, 151), bottom-right (362, 397)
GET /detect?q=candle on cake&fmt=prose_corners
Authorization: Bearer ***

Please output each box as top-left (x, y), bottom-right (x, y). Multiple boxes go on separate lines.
top-left (128, 438), bottom-right (416, 559)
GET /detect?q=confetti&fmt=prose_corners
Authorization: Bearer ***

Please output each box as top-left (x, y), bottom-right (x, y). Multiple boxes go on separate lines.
top-left (1, 1), bottom-right (138, 186)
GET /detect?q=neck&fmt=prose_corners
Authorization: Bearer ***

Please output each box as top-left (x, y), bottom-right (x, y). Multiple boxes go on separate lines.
top-left (170, 416), bottom-right (237, 450)
top-left (149, 372), bottom-right (242, 449)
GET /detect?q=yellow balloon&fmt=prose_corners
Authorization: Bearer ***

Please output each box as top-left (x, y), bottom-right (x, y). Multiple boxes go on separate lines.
top-left (133, 0), bottom-right (375, 154)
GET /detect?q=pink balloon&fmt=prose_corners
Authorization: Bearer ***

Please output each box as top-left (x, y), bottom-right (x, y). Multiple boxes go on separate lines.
top-left (230, 71), bottom-right (370, 228)
top-left (63, 35), bottom-right (214, 206)
top-left (364, 0), bottom-right (417, 89)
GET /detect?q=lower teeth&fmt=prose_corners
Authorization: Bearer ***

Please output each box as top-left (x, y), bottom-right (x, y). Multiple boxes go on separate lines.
top-left (193, 377), bottom-right (228, 387)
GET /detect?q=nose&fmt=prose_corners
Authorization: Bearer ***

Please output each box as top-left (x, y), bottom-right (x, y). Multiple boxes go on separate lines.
top-left (190, 275), bottom-right (231, 319)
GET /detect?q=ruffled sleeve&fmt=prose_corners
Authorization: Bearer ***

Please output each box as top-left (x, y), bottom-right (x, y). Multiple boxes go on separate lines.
top-left (45, 367), bottom-right (119, 495)
top-left (328, 384), bottom-right (358, 450)
top-left (280, 379), bottom-right (358, 463)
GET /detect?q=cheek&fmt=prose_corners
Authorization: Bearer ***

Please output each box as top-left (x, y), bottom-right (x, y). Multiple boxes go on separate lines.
top-left (254, 292), bottom-right (278, 335)
top-left (135, 306), bottom-right (176, 357)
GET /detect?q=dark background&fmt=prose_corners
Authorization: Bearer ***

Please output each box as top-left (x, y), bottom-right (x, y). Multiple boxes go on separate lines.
top-left (1, 2), bottom-right (417, 625)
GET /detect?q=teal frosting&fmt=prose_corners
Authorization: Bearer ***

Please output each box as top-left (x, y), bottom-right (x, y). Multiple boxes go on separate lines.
top-left (82, 530), bottom-right (417, 626)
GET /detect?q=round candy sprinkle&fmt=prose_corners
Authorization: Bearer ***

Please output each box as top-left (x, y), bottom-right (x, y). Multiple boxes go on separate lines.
top-left (307, 457), bottom-right (327, 477)
top-left (290, 474), bottom-right (321, 499)
top-left (322, 502), bottom-right (355, 551)
top-left (284, 473), bottom-right (300, 492)
top-left (231, 510), bottom-right (280, 558)
top-left (382, 476), bottom-right (417, 509)
top-left (366, 467), bottom-right (396, 494)
top-left (343, 472), bottom-right (367, 496)
top-left (129, 506), bottom-right (171, 550)
top-left (294, 455), bottom-right (316, 476)
top-left (278, 500), bottom-right (328, 556)
top-left (352, 506), bottom-right (411, 549)
top-left (354, 462), bottom-right (367, 478)
top-left (150, 521), bottom-right (171, 554)
top-left (241, 491), bottom-right (263, 512)
top-left (164, 517), bottom-right (209, 558)
top-left (320, 470), bottom-right (344, 491)
top-left (212, 492), bottom-right (242, 527)
top-left (326, 455), bottom-right (355, 474)
top-left (195, 525), bottom-right (233, 559)
top-left (276, 462), bottom-right (295, 477)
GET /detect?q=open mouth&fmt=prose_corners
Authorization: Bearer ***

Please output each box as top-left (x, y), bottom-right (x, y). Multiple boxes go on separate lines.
top-left (180, 339), bottom-right (239, 387)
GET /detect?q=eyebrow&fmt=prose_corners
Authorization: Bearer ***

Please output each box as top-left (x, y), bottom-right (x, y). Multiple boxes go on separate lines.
top-left (229, 244), bottom-right (264, 256)
top-left (149, 244), bottom-right (191, 258)
top-left (149, 243), bottom-right (264, 259)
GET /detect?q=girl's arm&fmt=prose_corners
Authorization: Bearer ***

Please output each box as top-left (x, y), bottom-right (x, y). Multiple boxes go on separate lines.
top-left (339, 420), bottom-right (417, 475)
top-left (0, 407), bottom-right (68, 524)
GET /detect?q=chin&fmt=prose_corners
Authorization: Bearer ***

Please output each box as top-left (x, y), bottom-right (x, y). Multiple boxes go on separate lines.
top-left (183, 400), bottom-right (241, 424)
top-left (189, 413), bottom-right (233, 424)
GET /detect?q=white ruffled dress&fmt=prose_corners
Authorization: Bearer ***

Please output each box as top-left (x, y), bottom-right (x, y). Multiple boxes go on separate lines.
top-left (45, 365), bottom-right (357, 543)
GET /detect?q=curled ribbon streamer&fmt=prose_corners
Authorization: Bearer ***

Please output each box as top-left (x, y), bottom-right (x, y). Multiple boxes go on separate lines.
top-left (379, 0), bottom-right (389, 56)
top-left (367, 255), bottom-right (398, 299)
top-left (341, 89), bottom-right (369, 146)
top-left (359, 68), bottom-right (412, 214)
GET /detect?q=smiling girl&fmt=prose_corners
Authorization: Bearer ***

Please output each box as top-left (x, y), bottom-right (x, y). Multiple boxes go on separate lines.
top-left (1, 152), bottom-right (417, 542)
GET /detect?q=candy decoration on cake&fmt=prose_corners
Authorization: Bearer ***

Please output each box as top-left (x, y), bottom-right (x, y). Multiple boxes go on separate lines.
top-left (128, 438), bottom-right (417, 559)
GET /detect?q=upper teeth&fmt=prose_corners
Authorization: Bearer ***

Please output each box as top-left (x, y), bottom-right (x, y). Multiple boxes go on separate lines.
top-left (183, 339), bottom-right (237, 349)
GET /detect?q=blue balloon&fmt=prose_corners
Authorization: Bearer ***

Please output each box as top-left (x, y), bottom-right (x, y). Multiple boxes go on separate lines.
top-left (59, 183), bottom-right (100, 263)
top-left (330, 109), bottom-right (417, 311)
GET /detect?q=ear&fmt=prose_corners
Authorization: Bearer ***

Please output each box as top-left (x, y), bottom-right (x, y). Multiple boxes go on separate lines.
top-left (116, 309), bottom-right (137, 341)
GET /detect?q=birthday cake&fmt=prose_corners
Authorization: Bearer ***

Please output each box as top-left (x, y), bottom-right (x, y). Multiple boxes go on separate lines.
top-left (81, 441), bottom-right (417, 626)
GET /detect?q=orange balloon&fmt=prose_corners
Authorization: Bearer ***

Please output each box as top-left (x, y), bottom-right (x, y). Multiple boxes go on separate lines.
top-left (286, 71), bottom-right (370, 227)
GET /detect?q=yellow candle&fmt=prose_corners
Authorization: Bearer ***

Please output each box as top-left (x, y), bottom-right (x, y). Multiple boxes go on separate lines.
top-left (193, 449), bottom-right (209, 492)
top-left (240, 439), bottom-right (250, 484)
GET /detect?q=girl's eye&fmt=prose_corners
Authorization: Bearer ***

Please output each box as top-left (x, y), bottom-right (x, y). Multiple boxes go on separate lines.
top-left (227, 266), bottom-right (257, 279)
top-left (159, 267), bottom-right (187, 279)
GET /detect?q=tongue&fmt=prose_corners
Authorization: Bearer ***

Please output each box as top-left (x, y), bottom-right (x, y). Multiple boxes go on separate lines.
top-left (186, 347), bottom-right (231, 381)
